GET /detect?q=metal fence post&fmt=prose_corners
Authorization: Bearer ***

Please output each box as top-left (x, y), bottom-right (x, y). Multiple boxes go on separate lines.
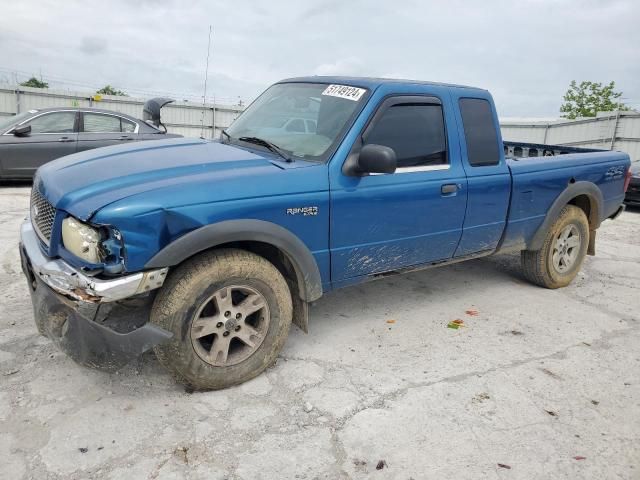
top-left (609, 111), bottom-right (620, 150)
top-left (212, 105), bottom-right (216, 139)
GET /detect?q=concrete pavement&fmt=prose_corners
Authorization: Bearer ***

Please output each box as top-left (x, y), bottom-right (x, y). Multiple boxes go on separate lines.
top-left (1, 185), bottom-right (638, 479)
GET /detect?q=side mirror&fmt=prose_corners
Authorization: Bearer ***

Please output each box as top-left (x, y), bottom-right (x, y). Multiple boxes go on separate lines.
top-left (13, 125), bottom-right (31, 137)
top-left (349, 144), bottom-right (397, 175)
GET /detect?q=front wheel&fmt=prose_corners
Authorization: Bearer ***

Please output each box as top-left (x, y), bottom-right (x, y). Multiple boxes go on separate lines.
top-left (521, 205), bottom-right (589, 289)
top-left (151, 249), bottom-right (293, 390)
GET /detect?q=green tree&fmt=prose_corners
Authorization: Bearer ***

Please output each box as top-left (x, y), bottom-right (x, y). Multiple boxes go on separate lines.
top-left (19, 77), bottom-right (49, 88)
top-left (96, 85), bottom-right (127, 96)
top-left (560, 80), bottom-right (629, 119)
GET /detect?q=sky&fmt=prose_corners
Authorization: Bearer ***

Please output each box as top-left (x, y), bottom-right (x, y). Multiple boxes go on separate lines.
top-left (0, 0), bottom-right (638, 117)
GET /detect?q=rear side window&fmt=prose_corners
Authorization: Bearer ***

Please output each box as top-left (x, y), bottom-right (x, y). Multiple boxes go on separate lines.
top-left (121, 118), bottom-right (136, 132)
top-left (305, 119), bottom-right (317, 133)
top-left (365, 104), bottom-right (447, 168)
top-left (459, 98), bottom-right (500, 167)
top-left (285, 118), bottom-right (305, 133)
top-left (83, 113), bottom-right (122, 133)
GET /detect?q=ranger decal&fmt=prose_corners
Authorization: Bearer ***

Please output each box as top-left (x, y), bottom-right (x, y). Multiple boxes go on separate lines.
top-left (286, 206), bottom-right (318, 216)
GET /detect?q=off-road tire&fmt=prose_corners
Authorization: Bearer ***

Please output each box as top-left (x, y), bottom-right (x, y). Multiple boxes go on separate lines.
top-left (521, 205), bottom-right (589, 289)
top-left (151, 248), bottom-right (292, 390)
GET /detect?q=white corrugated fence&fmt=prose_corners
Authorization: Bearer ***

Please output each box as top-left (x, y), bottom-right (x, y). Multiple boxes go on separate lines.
top-left (500, 111), bottom-right (640, 162)
top-left (3, 86), bottom-right (638, 162)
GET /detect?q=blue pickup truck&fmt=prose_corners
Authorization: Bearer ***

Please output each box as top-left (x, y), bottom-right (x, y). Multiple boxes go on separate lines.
top-left (20, 77), bottom-right (632, 389)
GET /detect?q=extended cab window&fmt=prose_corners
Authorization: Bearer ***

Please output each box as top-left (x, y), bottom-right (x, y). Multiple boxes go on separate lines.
top-left (364, 104), bottom-right (447, 168)
top-left (459, 98), bottom-right (500, 166)
top-left (26, 112), bottom-right (76, 134)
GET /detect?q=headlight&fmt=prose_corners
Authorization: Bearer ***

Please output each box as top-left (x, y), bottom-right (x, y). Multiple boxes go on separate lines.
top-left (62, 217), bottom-right (103, 263)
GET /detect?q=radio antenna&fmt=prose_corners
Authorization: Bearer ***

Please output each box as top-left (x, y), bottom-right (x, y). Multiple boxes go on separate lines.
top-left (200, 25), bottom-right (213, 139)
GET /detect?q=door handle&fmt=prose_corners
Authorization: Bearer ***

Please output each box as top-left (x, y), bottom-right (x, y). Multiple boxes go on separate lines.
top-left (58, 136), bottom-right (74, 143)
top-left (119, 135), bottom-right (134, 141)
top-left (441, 184), bottom-right (458, 195)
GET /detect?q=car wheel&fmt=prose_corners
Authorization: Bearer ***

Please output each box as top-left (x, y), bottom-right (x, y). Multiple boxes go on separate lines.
top-left (151, 248), bottom-right (292, 390)
top-left (521, 205), bottom-right (589, 289)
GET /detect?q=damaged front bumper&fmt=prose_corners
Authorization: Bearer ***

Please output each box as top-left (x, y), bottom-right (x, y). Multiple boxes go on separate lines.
top-left (21, 221), bottom-right (168, 302)
top-left (20, 220), bottom-right (172, 371)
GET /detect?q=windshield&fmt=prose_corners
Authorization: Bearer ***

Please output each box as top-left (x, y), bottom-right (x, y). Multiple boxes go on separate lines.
top-left (224, 82), bottom-right (368, 161)
top-left (0, 111), bottom-right (36, 133)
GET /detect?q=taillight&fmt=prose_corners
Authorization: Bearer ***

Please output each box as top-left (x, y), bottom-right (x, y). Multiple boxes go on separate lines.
top-left (623, 169), bottom-right (632, 193)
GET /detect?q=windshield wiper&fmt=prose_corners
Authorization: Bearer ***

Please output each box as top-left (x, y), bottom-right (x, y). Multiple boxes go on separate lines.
top-left (238, 136), bottom-right (292, 162)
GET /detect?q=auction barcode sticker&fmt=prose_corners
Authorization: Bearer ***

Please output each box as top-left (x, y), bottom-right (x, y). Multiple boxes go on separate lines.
top-left (322, 84), bottom-right (366, 101)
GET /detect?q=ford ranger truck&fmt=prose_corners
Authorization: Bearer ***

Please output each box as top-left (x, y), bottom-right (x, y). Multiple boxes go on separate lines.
top-left (19, 77), bottom-right (632, 390)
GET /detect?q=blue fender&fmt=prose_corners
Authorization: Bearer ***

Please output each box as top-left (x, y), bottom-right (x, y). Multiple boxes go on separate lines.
top-left (145, 219), bottom-right (323, 302)
top-left (528, 181), bottom-right (602, 251)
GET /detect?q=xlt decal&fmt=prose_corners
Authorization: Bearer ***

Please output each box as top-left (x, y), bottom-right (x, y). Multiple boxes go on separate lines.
top-left (286, 206), bottom-right (318, 216)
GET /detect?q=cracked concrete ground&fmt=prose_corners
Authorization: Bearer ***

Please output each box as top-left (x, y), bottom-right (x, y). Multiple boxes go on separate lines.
top-left (1, 184), bottom-right (639, 479)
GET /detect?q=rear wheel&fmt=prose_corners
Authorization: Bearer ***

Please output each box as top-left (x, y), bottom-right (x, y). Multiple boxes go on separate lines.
top-left (521, 205), bottom-right (589, 289)
top-left (151, 249), bottom-right (292, 390)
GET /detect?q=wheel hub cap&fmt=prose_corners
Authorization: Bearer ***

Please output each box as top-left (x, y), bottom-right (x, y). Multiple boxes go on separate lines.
top-left (190, 285), bottom-right (270, 367)
top-left (552, 224), bottom-right (581, 273)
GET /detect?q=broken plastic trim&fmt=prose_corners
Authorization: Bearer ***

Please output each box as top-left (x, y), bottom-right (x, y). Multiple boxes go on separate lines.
top-left (99, 226), bottom-right (126, 274)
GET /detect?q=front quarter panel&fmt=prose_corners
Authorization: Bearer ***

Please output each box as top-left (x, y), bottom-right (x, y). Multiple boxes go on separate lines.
top-left (91, 162), bottom-right (331, 286)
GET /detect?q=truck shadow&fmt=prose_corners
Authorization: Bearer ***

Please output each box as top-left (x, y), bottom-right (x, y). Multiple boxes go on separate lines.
top-left (0, 180), bottom-right (32, 188)
top-left (311, 252), bottom-right (526, 320)
top-left (120, 252), bottom-right (528, 386)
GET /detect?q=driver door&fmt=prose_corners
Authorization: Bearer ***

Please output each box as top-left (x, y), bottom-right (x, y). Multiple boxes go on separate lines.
top-left (330, 92), bottom-right (468, 282)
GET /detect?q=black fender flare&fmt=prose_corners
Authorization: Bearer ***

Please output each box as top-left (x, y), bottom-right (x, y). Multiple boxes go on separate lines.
top-left (145, 219), bottom-right (323, 302)
top-left (528, 181), bottom-right (603, 251)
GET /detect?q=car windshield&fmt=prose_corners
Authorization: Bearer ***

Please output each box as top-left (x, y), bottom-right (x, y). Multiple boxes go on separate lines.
top-left (224, 82), bottom-right (368, 162)
top-left (0, 111), bottom-right (36, 133)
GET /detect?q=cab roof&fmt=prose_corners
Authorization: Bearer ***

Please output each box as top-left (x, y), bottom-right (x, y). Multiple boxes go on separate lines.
top-left (278, 76), bottom-right (487, 93)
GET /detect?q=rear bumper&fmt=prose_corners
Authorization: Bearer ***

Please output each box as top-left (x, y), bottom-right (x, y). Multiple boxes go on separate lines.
top-left (20, 221), bottom-right (172, 371)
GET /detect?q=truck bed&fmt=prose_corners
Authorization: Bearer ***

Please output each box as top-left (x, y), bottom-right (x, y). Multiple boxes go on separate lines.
top-left (499, 148), bottom-right (629, 252)
top-left (504, 141), bottom-right (603, 159)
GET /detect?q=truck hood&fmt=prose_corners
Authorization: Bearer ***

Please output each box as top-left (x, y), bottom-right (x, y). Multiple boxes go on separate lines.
top-left (37, 138), bottom-right (310, 220)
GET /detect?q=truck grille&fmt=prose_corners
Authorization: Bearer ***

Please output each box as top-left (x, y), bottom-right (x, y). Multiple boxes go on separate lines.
top-left (30, 187), bottom-right (56, 244)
